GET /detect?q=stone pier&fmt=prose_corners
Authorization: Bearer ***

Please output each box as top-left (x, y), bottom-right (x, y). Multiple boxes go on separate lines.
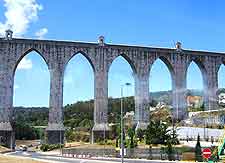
top-left (46, 60), bottom-right (65, 144)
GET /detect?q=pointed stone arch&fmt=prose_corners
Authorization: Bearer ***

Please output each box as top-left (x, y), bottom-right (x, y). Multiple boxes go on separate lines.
top-left (186, 58), bottom-right (207, 90)
top-left (63, 52), bottom-right (94, 105)
top-left (150, 56), bottom-right (175, 90)
top-left (13, 48), bottom-right (49, 77)
top-left (185, 58), bottom-right (207, 111)
top-left (13, 49), bottom-right (50, 106)
top-left (108, 53), bottom-right (137, 75)
top-left (64, 51), bottom-right (95, 75)
top-left (218, 63), bottom-right (225, 89)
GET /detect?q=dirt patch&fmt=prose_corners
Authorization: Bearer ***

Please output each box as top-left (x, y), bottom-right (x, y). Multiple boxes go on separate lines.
top-left (0, 155), bottom-right (45, 163)
top-left (16, 140), bottom-right (40, 147)
top-left (65, 142), bottom-right (114, 149)
top-left (0, 146), bottom-right (11, 153)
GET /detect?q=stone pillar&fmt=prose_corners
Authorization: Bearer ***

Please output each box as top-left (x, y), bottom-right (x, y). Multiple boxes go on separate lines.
top-left (0, 70), bottom-right (14, 149)
top-left (135, 71), bottom-right (149, 130)
top-left (204, 59), bottom-right (218, 111)
top-left (172, 56), bottom-right (187, 120)
top-left (92, 68), bottom-right (109, 141)
top-left (46, 66), bottom-right (65, 144)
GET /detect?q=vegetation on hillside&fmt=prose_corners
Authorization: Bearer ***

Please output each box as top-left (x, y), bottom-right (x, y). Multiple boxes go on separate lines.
top-left (13, 90), bottom-right (205, 141)
top-left (15, 122), bottom-right (42, 140)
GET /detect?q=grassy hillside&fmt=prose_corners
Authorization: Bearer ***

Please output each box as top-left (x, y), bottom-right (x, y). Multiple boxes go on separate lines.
top-left (14, 90), bottom-right (203, 127)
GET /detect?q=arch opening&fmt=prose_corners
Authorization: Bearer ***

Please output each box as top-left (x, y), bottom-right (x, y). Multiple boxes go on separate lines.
top-left (65, 51), bottom-right (95, 74)
top-left (186, 61), bottom-right (204, 112)
top-left (13, 50), bottom-right (50, 142)
top-left (217, 64), bottom-right (225, 107)
top-left (13, 49), bottom-right (48, 76)
top-left (108, 54), bottom-right (136, 74)
top-left (218, 64), bottom-right (225, 89)
top-left (108, 56), bottom-right (135, 125)
top-left (149, 58), bottom-right (173, 108)
top-left (63, 53), bottom-right (94, 141)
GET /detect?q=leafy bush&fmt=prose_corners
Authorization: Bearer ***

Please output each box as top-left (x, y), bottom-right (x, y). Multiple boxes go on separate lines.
top-left (127, 128), bottom-right (137, 148)
top-left (136, 128), bottom-right (145, 142)
top-left (15, 122), bottom-right (41, 140)
top-left (106, 139), bottom-right (115, 145)
top-left (65, 130), bottom-right (90, 142)
top-left (65, 129), bottom-right (76, 142)
top-left (40, 144), bottom-right (63, 152)
top-left (97, 140), bottom-right (105, 145)
top-left (80, 134), bottom-right (90, 142)
top-left (175, 146), bottom-right (194, 153)
top-left (166, 143), bottom-right (175, 161)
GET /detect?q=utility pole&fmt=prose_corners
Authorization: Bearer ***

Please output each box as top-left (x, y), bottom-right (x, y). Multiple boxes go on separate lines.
top-left (120, 82), bottom-right (131, 163)
top-left (121, 86), bottom-right (124, 163)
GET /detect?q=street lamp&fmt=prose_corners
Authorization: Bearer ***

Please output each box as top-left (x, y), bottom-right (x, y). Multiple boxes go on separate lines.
top-left (121, 82), bottom-right (131, 163)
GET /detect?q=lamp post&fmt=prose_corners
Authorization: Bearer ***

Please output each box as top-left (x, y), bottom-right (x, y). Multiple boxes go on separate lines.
top-left (121, 82), bottom-right (131, 163)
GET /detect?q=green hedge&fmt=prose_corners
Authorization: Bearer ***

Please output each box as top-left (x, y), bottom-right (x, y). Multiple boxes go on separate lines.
top-left (40, 144), bottom-right (64, 152)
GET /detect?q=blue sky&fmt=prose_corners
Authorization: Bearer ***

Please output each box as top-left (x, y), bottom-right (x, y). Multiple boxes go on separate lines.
top-left (1, 0), bottom-right (225, 106)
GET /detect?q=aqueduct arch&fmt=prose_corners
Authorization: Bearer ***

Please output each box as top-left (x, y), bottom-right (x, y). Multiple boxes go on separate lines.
top-left (0, 36), bottom-right (224, 148)
top-left (149, 57), bottom-right (174, 106)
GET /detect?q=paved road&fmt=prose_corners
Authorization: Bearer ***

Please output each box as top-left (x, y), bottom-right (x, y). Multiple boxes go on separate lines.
top-left (6, 151), bottom-right (111, 163)
top-left (5, 150), bottom-right (194, 163)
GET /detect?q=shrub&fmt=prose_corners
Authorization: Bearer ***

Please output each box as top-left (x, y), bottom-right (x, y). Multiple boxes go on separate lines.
top-left (15, 122), bottom-right (41, 140)
top-left (106, 139), bottom-right (114, 145)
top-left (40, 144), bottom-right (64, 152)
top-left (195, 135), bottom-right (203, 162)
top-left (166, 143), bottom-right (175, 161)
top-left (80, 134), bottom-right (90, 142)
top-left (98, 140), bottom-right (105, 145)
top-left (136, 128), bottom-right (145, 142)
top-left (65, 129), bottom-right (76, 142)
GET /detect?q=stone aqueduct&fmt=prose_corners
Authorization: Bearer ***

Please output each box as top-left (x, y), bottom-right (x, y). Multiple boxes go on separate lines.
top-left (0, 34), bottom-right (224, 148)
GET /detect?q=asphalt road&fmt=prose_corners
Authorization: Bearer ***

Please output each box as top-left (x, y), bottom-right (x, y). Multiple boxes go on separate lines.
top-left (6, 151), bottom-right (109, 163)
top-left (5, 150), bottom-right (194, 163)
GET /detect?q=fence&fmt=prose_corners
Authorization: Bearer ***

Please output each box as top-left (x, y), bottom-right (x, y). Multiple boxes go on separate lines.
top-left (62, 148), bottom-right (181, 160)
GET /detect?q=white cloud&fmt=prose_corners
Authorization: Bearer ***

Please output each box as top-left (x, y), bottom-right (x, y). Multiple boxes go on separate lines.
top-left (35, 27), bottom-right (48, 39)
top-left (17, 57), bottom-right (32, 70)
top-left (0, 0), bottom-right (43, 37)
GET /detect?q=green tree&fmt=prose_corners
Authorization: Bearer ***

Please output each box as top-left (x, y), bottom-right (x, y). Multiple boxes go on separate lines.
top-left (15, 122), bottom-right (40, 140)
top-left (166, 142), bottom-right (175, 161)
top-left (65, 129), bottom-right (76, 142)
top-left (165, 125), bottom-right (180, 161)
top-left (145, 120), bottom-right (169, 146)
top-left (195, 134), bottom-right (203, 162)
top-left (168, 125), bottom-right (179, 145)
top-left (145, 120), bottom-right (170, 160)
top-left (127, 127), bottom-right (136, 148)
top-left (136, 128), bottom-right (145, 142)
